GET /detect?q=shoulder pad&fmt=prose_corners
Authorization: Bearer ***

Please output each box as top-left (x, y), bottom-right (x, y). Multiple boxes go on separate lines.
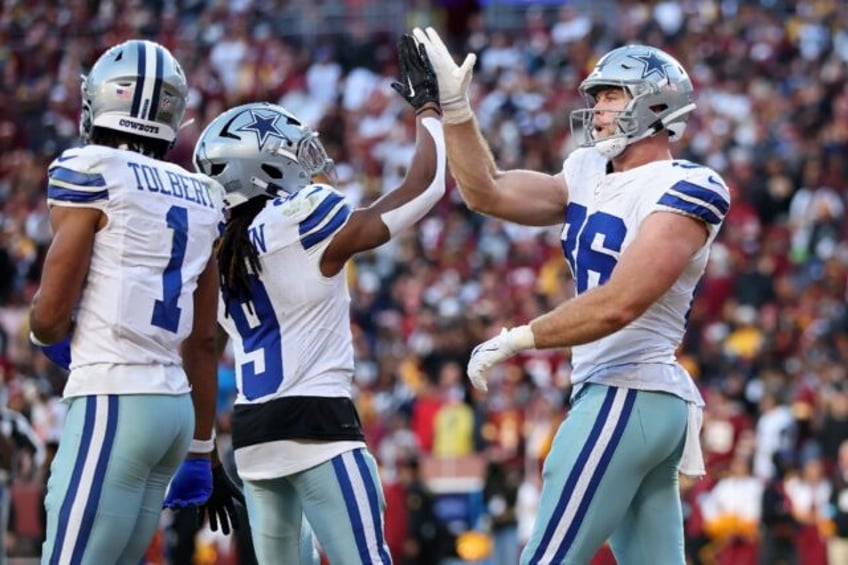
top-left (657, 164), bottom-right (730, 226)
top-left (47, 146), bottom-right (110, 204)
top-left (272, 184), bottom-right (351, 251)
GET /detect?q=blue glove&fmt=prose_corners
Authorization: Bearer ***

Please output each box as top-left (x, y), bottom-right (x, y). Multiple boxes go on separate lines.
top-left (163, 458), bottom-right (213, 509)
top-left (30, 332), bottom-right (72, 371)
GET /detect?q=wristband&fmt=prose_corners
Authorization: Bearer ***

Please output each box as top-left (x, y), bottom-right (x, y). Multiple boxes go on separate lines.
top-left (29, 331), bottom-right (49, 347)
top-left (189, 431), bottom-right (216, 454)
top-left (507, 325), bottom-right (536, 352)
top-left (441, 97), bottom-right (473, 125)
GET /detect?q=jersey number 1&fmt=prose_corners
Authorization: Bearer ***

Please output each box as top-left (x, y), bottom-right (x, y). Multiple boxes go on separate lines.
top-left (152, 205), bottom-right (188, 332)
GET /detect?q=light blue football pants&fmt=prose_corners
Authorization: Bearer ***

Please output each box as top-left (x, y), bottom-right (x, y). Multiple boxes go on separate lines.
top-left (521, 384), bottom-right (688, 565)
top-left (243, 448), bottom-right (392, 565)
top-left (42, 394), bottom-right (193, 565)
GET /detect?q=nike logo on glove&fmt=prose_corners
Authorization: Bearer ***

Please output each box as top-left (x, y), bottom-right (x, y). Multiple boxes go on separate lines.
top-left (406, 76), bottom-right (415, 98)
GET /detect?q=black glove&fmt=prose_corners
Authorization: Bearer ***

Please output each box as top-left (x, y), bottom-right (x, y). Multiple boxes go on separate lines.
top-left (199, 464), bottom-right (245, 535)
top-left (391, 33), bottom-right (440, 113)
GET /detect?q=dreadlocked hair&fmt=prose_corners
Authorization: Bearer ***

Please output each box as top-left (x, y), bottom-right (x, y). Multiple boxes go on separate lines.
top-left (216, 197), bottom-right (269, 317)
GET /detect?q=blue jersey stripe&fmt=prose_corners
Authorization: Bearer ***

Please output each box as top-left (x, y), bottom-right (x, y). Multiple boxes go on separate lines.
top-left (49, 166), bottom-right (107, 187)
top-left (131, 41), bottom-right (146, 117)
top-left (657, 193), bottom-right (722, 225)
top-left (50, 397), bottom-right (98, 565)
top-left (531, 387), bottom-right (618, 563)
top-left (298, 192), bottom-right (344, 235)
top-left (332, 455), bottom-right (372, 564)
top-left (668, 180), bottom-right (729, 214)
top-left (70, 396), bottom-right (119, 563)
top-left (301, 205), bottom-right (350, 250)
top-left (48, 184), bottom-right (109, 203)
top-left (148, 45), bottom-right (164, 121)
top-left (552, 389), bottom-right (637, 562)
top-left (353, 450), bottom-right (391, 564)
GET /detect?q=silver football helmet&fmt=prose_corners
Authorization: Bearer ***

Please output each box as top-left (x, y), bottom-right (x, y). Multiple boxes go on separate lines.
top-left (80, 39), bottom-right (188, 145)
top-left (570, 45), bottom-right (696, 159)
top-left (193, 102), bottom-right (333, 208)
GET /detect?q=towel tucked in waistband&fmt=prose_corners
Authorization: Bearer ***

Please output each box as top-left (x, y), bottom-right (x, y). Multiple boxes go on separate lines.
top-left (678, 403), bottom-right (706, 478)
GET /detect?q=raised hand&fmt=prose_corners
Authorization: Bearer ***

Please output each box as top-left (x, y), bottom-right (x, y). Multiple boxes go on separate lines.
top-left (391, 33), bottom-right (440, 113)
top-left (412, 27), bottom-right (476, 124)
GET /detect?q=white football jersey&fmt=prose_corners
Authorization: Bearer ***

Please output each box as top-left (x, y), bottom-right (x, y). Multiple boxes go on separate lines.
top-left (46, 144), bottom-right (225, 397)
top-left (561, 148), bottom-right (730, 404)
top-left (218, 184), bottom-right (356, 405)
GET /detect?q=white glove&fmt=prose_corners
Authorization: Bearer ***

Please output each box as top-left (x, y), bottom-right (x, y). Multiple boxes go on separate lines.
top-left (467, 325), bottom-right (536, 392)
top-left (412, 26), bottom-right (477, 124)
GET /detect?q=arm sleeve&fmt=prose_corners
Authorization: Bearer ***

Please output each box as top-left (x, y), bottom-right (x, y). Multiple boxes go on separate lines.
top-left (378, 117), bottom-right (446, 237)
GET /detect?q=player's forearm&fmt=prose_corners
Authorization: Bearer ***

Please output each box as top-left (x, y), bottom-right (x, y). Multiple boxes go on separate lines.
top-left (29, 292), bottom-right (74, 345)
top-left (530, 285), bottom-right (642, 349)
top-left (182, 337), bottom-right (218, 442)
top-left (373, 109), bottom-right (446, 234)
top-left (444, 118), bottom-right (501, 213)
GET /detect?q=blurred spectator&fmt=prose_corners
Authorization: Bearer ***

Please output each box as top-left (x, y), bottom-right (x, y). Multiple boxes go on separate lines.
top-left (482, 458), bottom-right (520, 565)
top-left (827, 440), bottom-right (848, 565)
top-left (753, 390), bottom-right (797, 481)
top-left (760, 451), bottom-right (800, 565)
top-left (701, 454), bottom-right (762, 565)
top-left (786, 443), bottom-right (831, 565)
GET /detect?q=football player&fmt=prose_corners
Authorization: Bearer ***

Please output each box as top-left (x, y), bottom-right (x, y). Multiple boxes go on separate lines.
top-left (30, 39), bottom-right (237, 564)
top-left (191, 34), bottom-right (444, 564)
top-left (414, 28), bottom-right (730, 564)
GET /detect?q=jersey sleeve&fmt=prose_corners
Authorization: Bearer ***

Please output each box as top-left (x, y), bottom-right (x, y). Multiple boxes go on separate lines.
top-left (46, 146), bottom-right (110, 210)
top-left (290, 184), bottom-right (352, 254)
top-left (654, 169), bottom-right (731, 237)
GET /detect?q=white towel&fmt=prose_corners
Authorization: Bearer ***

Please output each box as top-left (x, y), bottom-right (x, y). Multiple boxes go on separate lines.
top-left (678, 403), bottom-right (706, 478)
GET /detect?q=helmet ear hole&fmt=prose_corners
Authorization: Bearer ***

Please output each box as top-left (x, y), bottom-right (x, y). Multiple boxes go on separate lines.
top-left (209, 163), bottom-right (226, 176)
top-left (261, 164), bottom-right (283, 179)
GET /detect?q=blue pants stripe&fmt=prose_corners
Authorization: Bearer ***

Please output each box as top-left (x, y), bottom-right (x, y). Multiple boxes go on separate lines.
top-left (50, 397), bottom-right (98, 565)
top-left (530, 387), bottom-right (619, 563)
top-left (552, 389), bottom-right (636, 562)
top-left (70, 395), bottom-right (119, 563)
top-left (332, 455), bottom-right (372, 564)
top-left (352, 450), bottom-right (391, 564)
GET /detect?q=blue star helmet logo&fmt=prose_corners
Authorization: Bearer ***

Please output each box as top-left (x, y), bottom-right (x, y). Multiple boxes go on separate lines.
top-left (237, 109), bottom-right (285, 150)
top-left (629, 51), bottom-right (671, 80)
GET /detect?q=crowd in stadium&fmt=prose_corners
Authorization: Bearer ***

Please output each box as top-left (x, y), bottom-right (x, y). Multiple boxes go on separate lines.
top-left (1, 0), bottom-right (848, 563)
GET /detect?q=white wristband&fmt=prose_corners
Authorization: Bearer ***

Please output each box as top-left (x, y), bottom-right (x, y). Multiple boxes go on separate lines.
top-left (29, 331), bottom-right (49, 347)
top-left (189, 433), bottom-right (216, 454)
top-left (507, 325), bottom-right (536, 352)
top-left (441, 98), bottom-right (473, 125)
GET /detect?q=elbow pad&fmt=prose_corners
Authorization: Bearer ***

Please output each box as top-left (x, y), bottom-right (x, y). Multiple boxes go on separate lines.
top-left (380, 117), bottom-right (446, 237)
